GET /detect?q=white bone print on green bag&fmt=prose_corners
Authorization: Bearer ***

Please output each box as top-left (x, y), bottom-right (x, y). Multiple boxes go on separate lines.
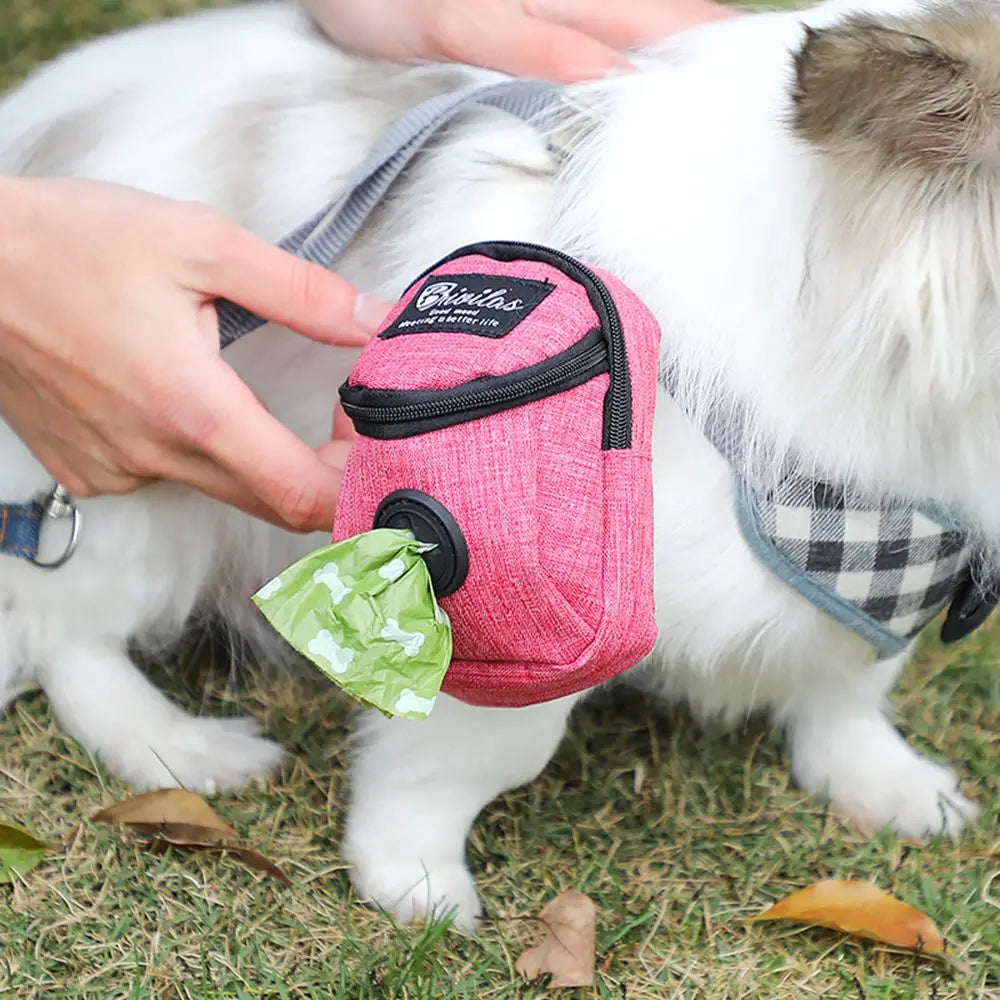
top-left (252, 528), bottom-right (452, 719)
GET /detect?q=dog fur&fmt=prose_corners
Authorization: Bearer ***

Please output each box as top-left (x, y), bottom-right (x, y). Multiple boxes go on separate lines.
top-left (0, 0), bottom-right (995, 929)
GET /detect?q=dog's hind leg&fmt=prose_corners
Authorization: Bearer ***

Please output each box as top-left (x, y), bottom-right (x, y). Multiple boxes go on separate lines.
top-left (38, 640), bottom-right (285, 793)
top-left (343, 691), bottom-right (582, 932)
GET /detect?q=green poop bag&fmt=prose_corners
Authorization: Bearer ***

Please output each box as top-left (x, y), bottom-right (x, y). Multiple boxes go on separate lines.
top-left (252, 528), bottom-right (452, 719)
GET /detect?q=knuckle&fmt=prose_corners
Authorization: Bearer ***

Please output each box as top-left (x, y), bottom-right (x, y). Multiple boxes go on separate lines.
top-left (142, 378), bottom-right (212, 449)
top-left (117, 438), bottom-right (161, 479)
top-left (183, 205), bottom-right (238, 264)
top-left (57, 471), bottom-right (94, 498)
top-left (275, 483), bottom-right (330, 532)
top-left (99, 474), bottom-right (146, 496)
top-left (44, 450), bottom-right (117, 498)
top-left (286, 258), bottom-right (330, 316)
top-left (58, 467), bottom-right (133, 498)
top-left (425, 0), bottom-right (474, 59)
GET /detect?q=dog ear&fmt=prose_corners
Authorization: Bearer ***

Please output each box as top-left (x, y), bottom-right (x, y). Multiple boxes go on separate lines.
top-left (792, 13), bottom-right (1000, 170)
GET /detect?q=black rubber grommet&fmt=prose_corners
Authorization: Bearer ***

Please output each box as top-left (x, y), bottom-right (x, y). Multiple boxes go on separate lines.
top-left (374, 490), bottom-right (469, 598)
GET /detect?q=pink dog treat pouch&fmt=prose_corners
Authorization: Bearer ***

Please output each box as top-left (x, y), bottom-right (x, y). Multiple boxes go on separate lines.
top-left (331, 240), bottom-right (661, 707)
top-left (254, 240), bottom-right (660, 714)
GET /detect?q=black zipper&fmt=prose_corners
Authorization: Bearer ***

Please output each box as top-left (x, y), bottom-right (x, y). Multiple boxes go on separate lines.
top-left (401, 241), bottom-right (633, 449)
top-left (341, 329), bottom-right (609, 440)
top-left (341, 241), bottom-right (633, 448)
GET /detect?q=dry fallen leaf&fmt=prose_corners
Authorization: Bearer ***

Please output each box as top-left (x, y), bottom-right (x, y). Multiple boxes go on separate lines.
top-left (91, 788), bottom-right (237, 838)
top-left (751, 879), bottom-right (948, 957)
top-left (0, 822), bottom-right (49, 883)
top-left (516, 890), bottom-right (596, 989)
top-left (92, 789), bottom-right (289, 886)
top-left (216, 843), bottom-right (291, 885)
top-left (126, 821), bottom-right (232, 847)
top-left (140, 822), bottom-right (293, 886)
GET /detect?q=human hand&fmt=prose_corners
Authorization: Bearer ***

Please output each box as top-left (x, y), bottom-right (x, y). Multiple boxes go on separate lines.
top-left (305, 0), bottom-right (737, 83)
top-left (0, 176), bottom-right (388, 531)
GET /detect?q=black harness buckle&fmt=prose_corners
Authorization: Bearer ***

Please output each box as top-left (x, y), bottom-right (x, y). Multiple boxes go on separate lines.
top-left (940, 562), bottom-right (1000, 644)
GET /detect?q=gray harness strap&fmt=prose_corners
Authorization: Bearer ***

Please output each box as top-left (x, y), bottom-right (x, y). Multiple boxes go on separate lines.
top-left (215, 78), bottom-right (561, 347)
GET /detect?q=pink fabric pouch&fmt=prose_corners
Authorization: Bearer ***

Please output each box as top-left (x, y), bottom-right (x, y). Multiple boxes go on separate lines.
top-left (335, 241), bottom-right (661, 707)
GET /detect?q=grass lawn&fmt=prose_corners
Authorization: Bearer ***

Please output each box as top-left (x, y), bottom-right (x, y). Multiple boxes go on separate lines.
top-left (1, 2), bottom-right (997, 997)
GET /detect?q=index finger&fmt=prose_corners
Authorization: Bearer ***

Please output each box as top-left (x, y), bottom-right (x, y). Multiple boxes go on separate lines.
top-left (195, 220), bottom-right (386, 346)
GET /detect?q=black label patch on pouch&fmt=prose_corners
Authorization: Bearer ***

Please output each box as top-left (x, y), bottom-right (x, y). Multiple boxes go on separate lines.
top-left (380, 272), bottom-right (555, 339)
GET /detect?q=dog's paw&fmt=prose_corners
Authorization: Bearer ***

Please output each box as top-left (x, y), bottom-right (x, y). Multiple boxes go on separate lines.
top-left (102, 714), bottom-right (286, 794)
top-left (347, 847), bottom-right (482, 933)
top-left (790, 712), bottom-right (979, 839)
top-left (868, 755), bottom-right (979, 839)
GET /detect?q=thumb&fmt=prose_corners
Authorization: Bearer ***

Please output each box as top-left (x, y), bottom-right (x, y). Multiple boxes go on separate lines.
top-left (316, 436), bottom-right (354, 476)
top-left (316, 404), bottom-right (357, 477)
top-left (331, 401), bottom-right (358, 444)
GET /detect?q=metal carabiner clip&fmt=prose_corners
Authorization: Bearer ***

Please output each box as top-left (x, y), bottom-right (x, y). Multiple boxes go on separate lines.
top-left (29, 484), bottom-right (81, 570)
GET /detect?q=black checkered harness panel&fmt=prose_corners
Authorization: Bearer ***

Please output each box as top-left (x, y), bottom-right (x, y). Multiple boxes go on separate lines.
top-left (736, 473), bottom-right (970, 656)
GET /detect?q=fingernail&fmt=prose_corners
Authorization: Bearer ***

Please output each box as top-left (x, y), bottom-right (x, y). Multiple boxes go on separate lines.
top-left (602, 53), bottom-right (637, 78)
top-left (316, 439), bottom-right (353, 473)
top-left (603, 60), bottom-right (637, 79)
top-left (562, 54), bottom-right (636, 84)
top-left (354, 293), bottom-right (391, 335)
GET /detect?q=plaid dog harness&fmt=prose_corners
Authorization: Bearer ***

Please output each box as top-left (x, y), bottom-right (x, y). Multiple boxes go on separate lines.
top-left (736, 475), bottom-right (975, 656)
top-left (662, 363), bottom-right (999, 654)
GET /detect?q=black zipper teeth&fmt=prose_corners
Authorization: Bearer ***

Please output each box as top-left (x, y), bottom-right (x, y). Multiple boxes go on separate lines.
top-left (401, 240), bottom-right (631, 449)
top-left (345, 342), bottom-right (607, 424)
top-left (505, 243), bottom-right (629, 449)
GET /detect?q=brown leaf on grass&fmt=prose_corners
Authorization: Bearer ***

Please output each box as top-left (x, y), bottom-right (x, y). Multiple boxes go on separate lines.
top-left (141, 824), bottom-right (293, 886)
top-left (126, 821), bottom-right (233, 847)
top-left (0, 822), bottom-right (50, 883)
top-left (92, 789), bottom-right (289, 886)
top-left (91, 789), bottom-right (237, 838)
top-left (751, 879), bottom-right (948, 957)
top-left (215, 844), bottom-right (292, 885)
top-left (516, 890), bottom-right (596, 989)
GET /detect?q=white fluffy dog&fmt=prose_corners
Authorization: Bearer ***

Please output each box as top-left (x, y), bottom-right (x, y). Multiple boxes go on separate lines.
top-left (0, 0), bottom-right (994, 929)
